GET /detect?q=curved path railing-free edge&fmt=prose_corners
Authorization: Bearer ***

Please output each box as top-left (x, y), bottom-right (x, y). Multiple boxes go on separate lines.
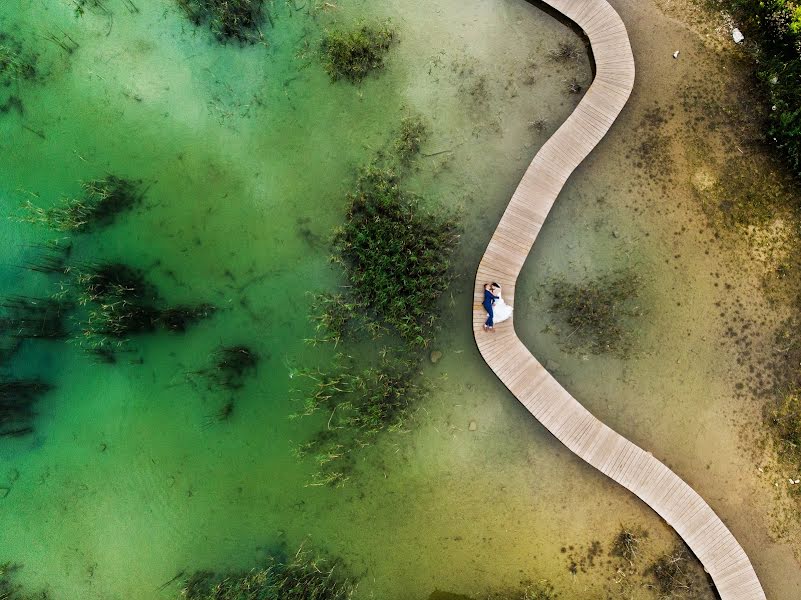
top-left (472, 1), bottom-right (767, 598)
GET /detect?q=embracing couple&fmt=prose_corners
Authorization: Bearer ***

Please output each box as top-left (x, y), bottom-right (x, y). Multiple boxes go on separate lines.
top-left (482, 282), bottom-right (513, 332)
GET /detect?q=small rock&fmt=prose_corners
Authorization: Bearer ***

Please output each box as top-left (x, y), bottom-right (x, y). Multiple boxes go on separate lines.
top-left (545, 359), bottom-right (561, 373)
top-left (612, 230), bottom-right (620, 238)
top-left (732, 28), bottom-right (744, 44)
top-left (0, 487), bottom-right (10, 499)
top-left (672, 50), bottom-right (680, 59)
top-left (468, 420), bottom-right (477, 432)
top-left (7, 468), bottom-right (19, 482)
top-left (429, 350), bottom-right (443, 365)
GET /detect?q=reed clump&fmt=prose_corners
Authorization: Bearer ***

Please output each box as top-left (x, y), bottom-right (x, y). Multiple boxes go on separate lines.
top-left (485, 580), bottom-right (558, 600)
top-left (548, 269), bottom-right (643, 358)
top-left (179, 549), bottom-right (354, 600)
top-left (328, 164), bottom-right (459, 347)
top-left (0, 379), bottom-right (52, 438)
top-left (0, 297), bottom-right (69, 340)
top-left (177, 0), bottom-right (265, 44)
top-left (0, 34), bottom-right (37, 86)
top-left (321, 21), bottom-right (396, 82)
top-left (610, 526), bottom-right (647, 565)
top-left (68, 263), bottom-right (215, 352)
top-left (395, 115), bottom-right (429, 163)
top-left (18, 176), bottom-right (141, 232)
top-left (766, 388), bottom-right (801, 469)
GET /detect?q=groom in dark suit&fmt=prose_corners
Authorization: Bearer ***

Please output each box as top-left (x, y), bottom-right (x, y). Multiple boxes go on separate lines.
top-left (482, 283), bottom-right (499, 331)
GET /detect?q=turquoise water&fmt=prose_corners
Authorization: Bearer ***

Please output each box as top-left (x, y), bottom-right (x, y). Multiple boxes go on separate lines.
top-left (2, 0), bottom-right (800, 599)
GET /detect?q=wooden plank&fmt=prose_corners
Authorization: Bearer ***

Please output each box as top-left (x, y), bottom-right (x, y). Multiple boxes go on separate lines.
top-left (470, 2), bottom-right (766, 598)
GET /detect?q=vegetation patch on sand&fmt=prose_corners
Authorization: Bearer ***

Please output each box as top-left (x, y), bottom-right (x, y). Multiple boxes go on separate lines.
top-left (180, 548), bottom-right (354, 600)
top-left (547, 269), bottom-right (643, 358)
top-left (321, 21), bottom-right (396, 82)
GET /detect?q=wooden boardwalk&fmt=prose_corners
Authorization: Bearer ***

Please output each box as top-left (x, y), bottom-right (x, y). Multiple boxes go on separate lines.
top-left (472, 1), bottom-right (767, 598)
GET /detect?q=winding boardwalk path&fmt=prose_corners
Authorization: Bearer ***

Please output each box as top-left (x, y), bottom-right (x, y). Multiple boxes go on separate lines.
top-left (472, 1), bottom-right (767, 598)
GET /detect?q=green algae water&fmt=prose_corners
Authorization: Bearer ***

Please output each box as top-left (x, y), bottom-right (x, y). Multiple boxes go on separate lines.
top-left (2, 0), bottom-right (801, 599)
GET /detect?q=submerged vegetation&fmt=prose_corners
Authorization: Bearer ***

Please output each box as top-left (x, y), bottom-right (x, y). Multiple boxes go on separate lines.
top-left (18, 176), bottom-right (142, 233)
top-left (296, 116), bottom-right (458, 485)
top-left (0, 379), bottom-right (52, 437)
top-left (0, 32), bottom-right (39, 114)
top-left (177, 0), bottom-right (265, 44)
top-left (294, 353), bottom-right (421, 486)
top-left (201, 345), bottom-right (259, 390)
top-left (321, 21), bottom-right (396, 82)
top-left (180, 548), bottom-right (354, 600)
top-left (316, 164), bottom-right (458, 348)
top-left (0, 563), bottom-right (49, 600)
top-left (547, 269), bottom-right (643, 358)
top-left (644, 544), bottom-right (713, 599)
top-left (66, 262), bottom-right (215, 352)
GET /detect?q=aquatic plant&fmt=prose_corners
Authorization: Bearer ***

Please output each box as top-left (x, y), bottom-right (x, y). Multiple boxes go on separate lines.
top-left (18, 176), bottom-right (141, 232)
top-left (67, 263), bottom-right (214, 352)
top-left (395, 115), bottom-right (429, 164)
top-left (547, 269), bottom-right (643, 358)
top-left (293, 353), bottom-right (422, 485)
top-left (321, 21), bottom-right (396, 82)
top-left (644, 543), bottom-right (714, 599)
top-left (485, 580), bottom-right (558, 600)
top-left (329, 164), bottom-right (459, 347)
top-left (202, 345), bottom-right (259, 389)
top-left (177, 0), bottom-right (266, 44)
top-left (179, 548), bottom-right (354, 600)
top-left (0, 42), bottom-right (37, 84)
top-left (0, 379), bottom-right (52, 437)
top-left (0, 296), bottom-right (69, 340)
top-left (548, 41), bottom-right (581, 62)
top-left (610, 526), bottom-right (647, 565)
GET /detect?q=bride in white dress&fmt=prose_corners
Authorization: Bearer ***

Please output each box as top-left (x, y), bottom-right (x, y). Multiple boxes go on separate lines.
top-left (492, 284), bottom-right (513, 323)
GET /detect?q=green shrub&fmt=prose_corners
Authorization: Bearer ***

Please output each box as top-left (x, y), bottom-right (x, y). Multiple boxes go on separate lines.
top-left (321, 22), bottom-right (396, 82)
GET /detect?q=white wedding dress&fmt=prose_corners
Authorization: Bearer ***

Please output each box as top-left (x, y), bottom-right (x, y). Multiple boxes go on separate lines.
top-left (493, 287), bottom-right (513, 323)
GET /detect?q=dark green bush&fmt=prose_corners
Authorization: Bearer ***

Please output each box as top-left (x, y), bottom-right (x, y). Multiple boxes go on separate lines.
top-left (321, 22), bottom-right (396, 82)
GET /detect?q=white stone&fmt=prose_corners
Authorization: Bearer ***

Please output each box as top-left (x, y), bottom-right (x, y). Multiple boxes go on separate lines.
top-left (672, 50), bottom-right (680, 59)
top-left (732, 28), bottom-right (744, 44)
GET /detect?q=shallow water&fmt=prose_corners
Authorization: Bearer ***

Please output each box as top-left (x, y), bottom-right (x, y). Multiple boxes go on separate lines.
top-left (1, 0), bottom-right (800, 599)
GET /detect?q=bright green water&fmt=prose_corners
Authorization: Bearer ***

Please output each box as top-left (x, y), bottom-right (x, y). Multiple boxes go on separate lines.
top-left (3, 0), bottom-right (800, 599)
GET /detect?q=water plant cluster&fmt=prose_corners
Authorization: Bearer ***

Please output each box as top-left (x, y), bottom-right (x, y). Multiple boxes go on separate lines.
top-left (296, 116), bottom-right (459, 485)
top-left (321, 21), bottom-right (396, 82)
top-left (19, 176), bottom-right (142, 232)
top-left (717, 0), bottom-right (801, 178)
top-left (179, 549), bottom-right (354, 600)
top-left (177, 0), bottom-right (266, 43)
top-left (0, 562), bottom-right (48, 600)
top-left (547, 269), bottom-right (643, 358)
top-left (0, 31), bottom-right (39, 114)
top-left (1, 174), bottom-right (216, 438)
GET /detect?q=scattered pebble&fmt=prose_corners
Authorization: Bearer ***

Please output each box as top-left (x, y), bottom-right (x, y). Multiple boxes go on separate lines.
top-left (732, 28), bottom-right (744, 44)
top-left (672, 50), bottom-right (680, 59)
top-left (468, 420), bottom-right (477, 432)
top-left (429, 350), bottom-right (443, 365)
top-left (0, 487), bottom-right (10, 499)
top-left (7, 468), bottom-right (19, 482)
